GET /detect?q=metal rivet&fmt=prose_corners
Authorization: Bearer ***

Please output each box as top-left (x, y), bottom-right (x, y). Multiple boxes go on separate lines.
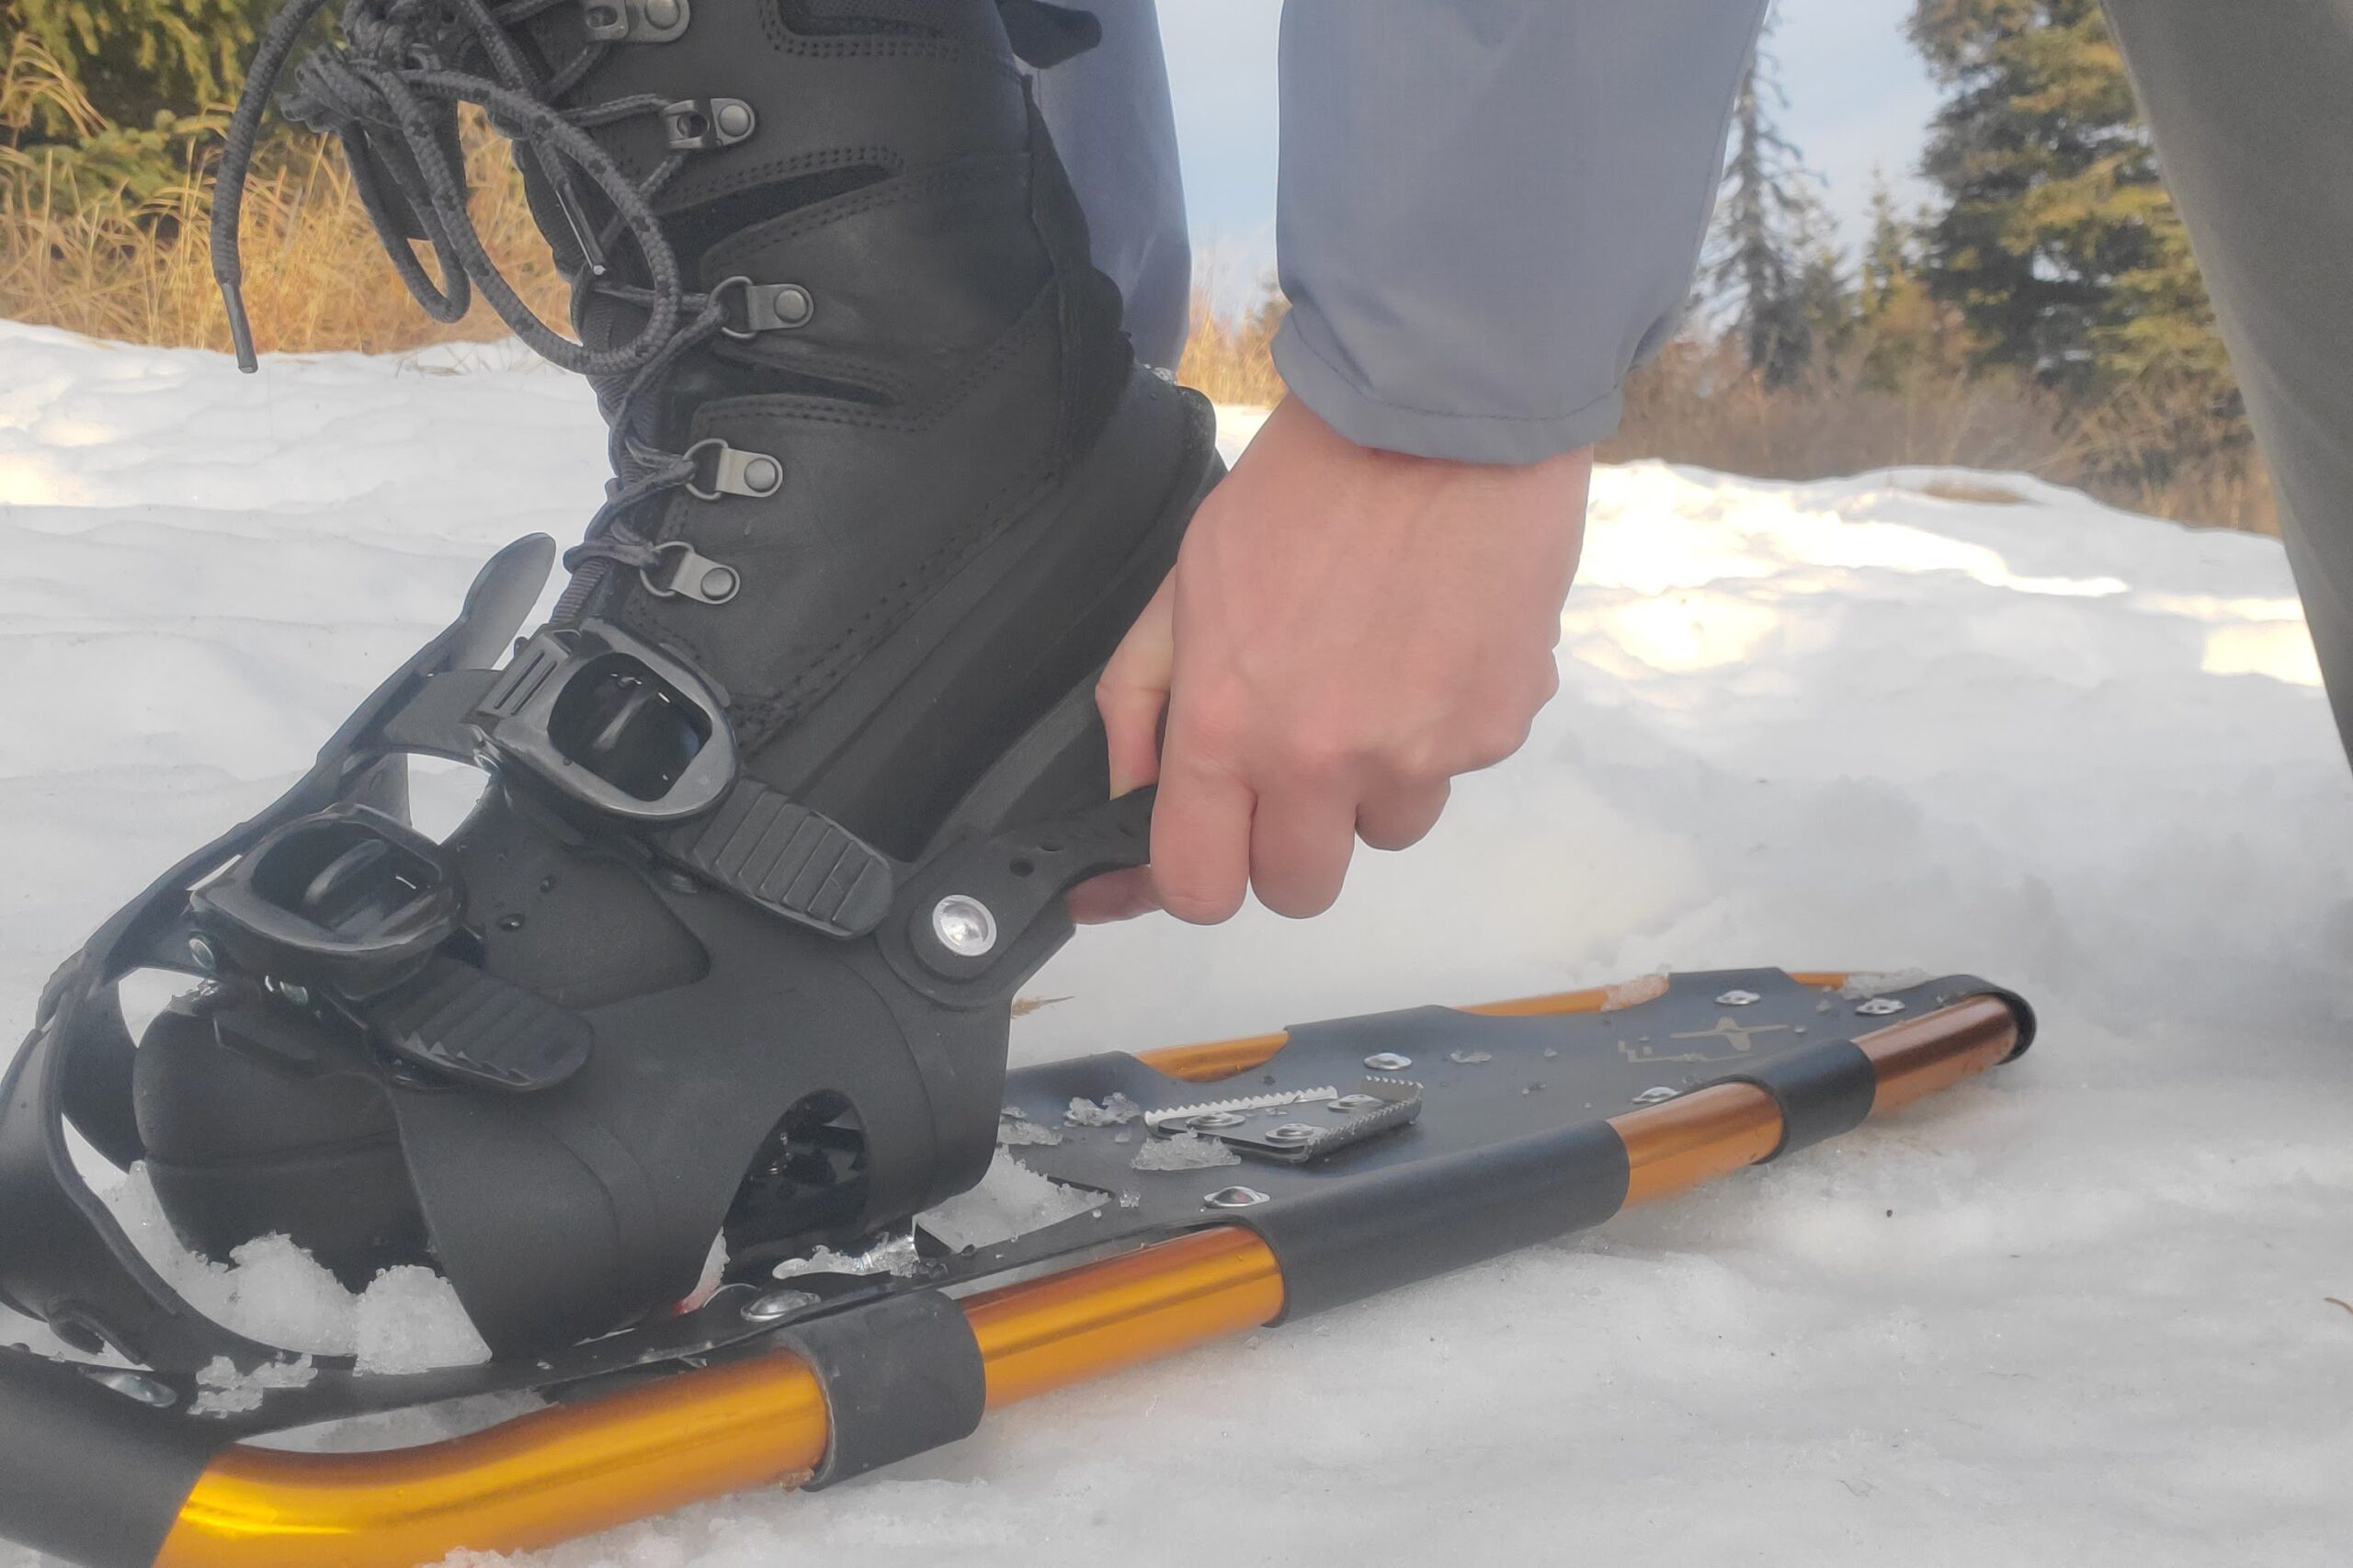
top-left (1328, 1095), bottom-right (1381, 1115)
top-left (742, 1289), bottom-right (819, 1324)
top-left (1204, 1186), bottom-right (1271, 1210)
top-left (1716, 989), bottom-right (1761, 1006)
top-left (188, 935), bottom-right (218, 971)
top-left (931, 895), bottom-right (998, 958)
top-left (773, 283), bottom-right (813, 326)
top-left (90, 1370), bottom-right (177, 1408)
top-left (699, 566), bottom-right (739, 600)
top-left (1857, 997), bottom-right (1907, 1017)
top-left (1633, 1085), bottom-right (1678, 1105)
top-left (1264, 1123), bottom-right (1319, 1145)
top-left (1187, 1110), bottom-right (1247, 1131)
top-left (715, 100), bottom-right (754, 139)
top-left (742, 456), bottom-right (781, 493)
top-left (1364, 1051), bottom-right (1412, 1072)
top-left (642, 0), bottom-right (682, 25)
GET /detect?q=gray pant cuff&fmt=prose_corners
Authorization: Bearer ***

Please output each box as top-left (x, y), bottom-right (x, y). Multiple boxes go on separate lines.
top-left (1270, 316), bottom-right (1623, 465)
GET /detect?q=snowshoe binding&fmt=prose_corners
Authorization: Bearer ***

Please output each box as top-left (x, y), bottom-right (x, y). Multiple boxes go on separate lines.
top-left (2, 0), bottom-right (1220, 1366)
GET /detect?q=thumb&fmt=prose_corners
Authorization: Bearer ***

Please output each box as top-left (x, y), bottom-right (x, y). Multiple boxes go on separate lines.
top-left (1096, 572), bottom-right (1176, 798)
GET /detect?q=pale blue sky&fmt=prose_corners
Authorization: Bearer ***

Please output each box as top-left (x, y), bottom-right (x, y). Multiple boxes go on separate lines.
top-left (1157, 1), bottom-right (1938, 301)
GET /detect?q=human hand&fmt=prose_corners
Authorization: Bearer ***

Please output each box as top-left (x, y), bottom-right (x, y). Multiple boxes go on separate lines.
top-left (1071, 394), bottom-right (1589, 925)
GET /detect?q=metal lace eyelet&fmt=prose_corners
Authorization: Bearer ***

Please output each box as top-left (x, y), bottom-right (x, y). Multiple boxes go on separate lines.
top-left (711, 276), bottom-right (815, 340)
top-left (583, 0), bottom-right (690, 44)
top-left (665, 97), bottom-right (756, 152)
top-left (640, 540), bottom-right (741, 605)
top-left (683, 438), bottom-right (783, 501)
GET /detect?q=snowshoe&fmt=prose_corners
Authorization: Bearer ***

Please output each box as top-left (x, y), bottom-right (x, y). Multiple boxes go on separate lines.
top-left (0, 970), bottom-right (2030, 1566)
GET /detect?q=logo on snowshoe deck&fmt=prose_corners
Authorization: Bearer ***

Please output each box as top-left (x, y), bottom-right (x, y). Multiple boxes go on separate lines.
top-left (1617, 1016), bottom-right (1792, 1065)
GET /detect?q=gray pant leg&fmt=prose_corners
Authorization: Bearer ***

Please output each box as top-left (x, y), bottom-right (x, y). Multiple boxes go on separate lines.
top-left (1029, 1), bottom-right (1192, 370)
top-left (2103, 0), bottom-right (2353, 760)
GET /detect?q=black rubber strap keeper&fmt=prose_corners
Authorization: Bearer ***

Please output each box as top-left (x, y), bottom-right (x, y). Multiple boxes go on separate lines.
top-left (1244, 1121), bottom-right (1631, 1323)
top-left (1712, 1038), bottom-right (1878, 1160)
top-left (774, 1290), bottom-right (985, 1488)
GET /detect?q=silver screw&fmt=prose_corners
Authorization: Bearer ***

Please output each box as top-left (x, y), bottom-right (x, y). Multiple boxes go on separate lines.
top-left (1328, 1095), bottom-right (1381, 1115)
top-left (1204, 1186), bottom-right (1271, 1210)
top-left (1716, 989), bottom-right (1761, 1006)
top-left (931, 894), bottom-right (998, 958)
top-left (742, 1290), bottom-right (820, 1324)
top-left (1264, 1123), bottom-right (1320, 1145)
top-left (1633, 1085), bottom-right (1679, 1106)
top-left (187, 935), bottom-right (217, 972)
top-left (1364, 1051), bottom-right (1412, 1072)
top-left (1857, 997), bottom-right (1907, 1017)
top-left (1187, 1110), bottom-right (1248, 1131)
top-left (89, 1369), bottom-right (176, 1408)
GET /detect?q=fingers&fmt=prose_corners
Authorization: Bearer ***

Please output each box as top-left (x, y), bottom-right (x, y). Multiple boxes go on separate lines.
top-left (1356, 779), bottom-right (1450, 852)
top-left (1248, 787), bottom-right (1358, 918)
top-left (1095, 574), bottom-right (1176, 798)
top-left (1066, 866), bottom-right (1163, 925)
top-left (1149, 721), bottom-right (1257, 926)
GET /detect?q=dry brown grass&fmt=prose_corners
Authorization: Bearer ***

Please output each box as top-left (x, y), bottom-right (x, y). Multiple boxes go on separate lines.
top-left (1603, 336), bottom-right (2279, 535)
top-left (0, 110), bottom-right (565, 357)
top-left (1176, 286), bottom-right (1284, 408)
top-left (1913, 480), bottom-right (2029, 506)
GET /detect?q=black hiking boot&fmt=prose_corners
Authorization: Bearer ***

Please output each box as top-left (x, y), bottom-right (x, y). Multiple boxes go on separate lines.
top-left (65, 0), bottom-right (1217, 1359)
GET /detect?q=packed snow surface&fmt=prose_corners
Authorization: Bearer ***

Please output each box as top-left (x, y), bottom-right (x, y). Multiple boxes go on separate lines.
top-left (3, 320), bottom-right (2350, 1565)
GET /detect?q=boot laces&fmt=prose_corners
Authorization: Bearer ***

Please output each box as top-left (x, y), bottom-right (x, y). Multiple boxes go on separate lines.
top-left (213, 0), bottom-right (758, 614)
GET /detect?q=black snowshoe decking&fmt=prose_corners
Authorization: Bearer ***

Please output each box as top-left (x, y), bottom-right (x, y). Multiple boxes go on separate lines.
top-left (0, 968), bottom-right (2030, 1568)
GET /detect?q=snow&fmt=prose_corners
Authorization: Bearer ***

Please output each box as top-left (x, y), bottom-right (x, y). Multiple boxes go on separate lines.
top-left (916, 1153), bottom-right (1104, 1254)
top-left (191, 1354), bottom-right (316, 1418)
top-left (995, 1117), bottom-right (1064, 1147)
top-left (3, 317), bottom-right (2350, 1565)
top-left (768, 1233), bottom-right (921, 1283)
top-left (97, 1165), bottom-right (491, 1371)
top-left (1127, 1130), bottom-right (1244, 1173)
top-left (1062, 1092), bottom-right (1142, 1127)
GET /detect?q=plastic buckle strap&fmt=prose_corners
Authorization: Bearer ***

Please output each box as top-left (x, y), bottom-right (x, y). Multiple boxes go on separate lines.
top-left (582, 0), bottom-right (690, 43)
top-left (368, 956), bottom-right (594, 1094)
top-left (188, 805), bottom-right (462, 1001)
top-left (658, 778), bottom-right (895, 939)
top-left (473, 621), bottom-right (739, 826)
top-left (888, 789), bottom-right (1155, 999)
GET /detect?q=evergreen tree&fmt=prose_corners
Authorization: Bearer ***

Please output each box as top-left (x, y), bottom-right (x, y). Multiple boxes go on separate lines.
top-left (1855, 171), bottom-right (1969, 391)
top-left (1792, 205), bottom-right (1855, 369)
top-left (3, 0), bottom-right (266, 140)
top-left (1859, 173), bottom-right (1910, 319)
top-left (1906, 0), bottom-right (2223, 396)
top-left (1707, 6), bottom-right (1825, 389)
